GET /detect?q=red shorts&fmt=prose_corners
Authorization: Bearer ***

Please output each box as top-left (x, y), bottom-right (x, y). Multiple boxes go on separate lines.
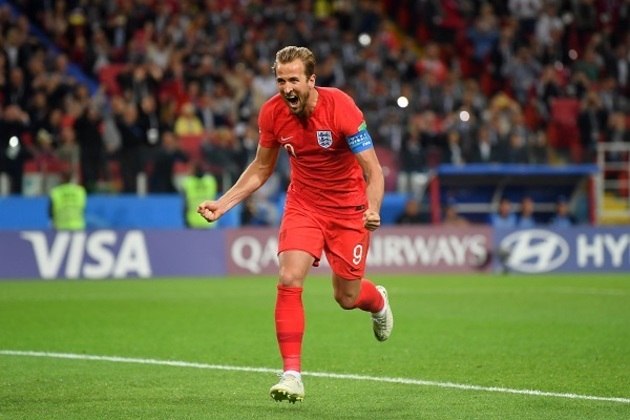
top-left (278, 195), bottom-right (370, 279)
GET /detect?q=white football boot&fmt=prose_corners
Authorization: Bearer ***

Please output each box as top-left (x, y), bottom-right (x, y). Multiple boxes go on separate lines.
top-left (372, 285), bottom-right (394, 341)
top-left (269, 373), bottom-right (305, 403)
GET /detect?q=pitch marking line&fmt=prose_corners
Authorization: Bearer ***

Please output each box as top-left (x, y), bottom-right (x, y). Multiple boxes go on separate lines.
top-left (1, 350), bottom-right (628, 404)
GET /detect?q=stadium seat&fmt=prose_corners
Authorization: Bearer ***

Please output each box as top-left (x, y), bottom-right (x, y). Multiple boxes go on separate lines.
top-left (98, 64), bottom-right (127, 96)
top-left (548, 98), bottom-right (581, 154)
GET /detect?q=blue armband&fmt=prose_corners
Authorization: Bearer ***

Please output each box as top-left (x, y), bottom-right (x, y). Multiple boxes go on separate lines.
top-left (346, 129), bottom-right (373, 154)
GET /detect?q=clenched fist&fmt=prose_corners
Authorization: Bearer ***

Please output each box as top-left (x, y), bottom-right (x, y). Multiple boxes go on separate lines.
top-left (197, 200), bottom-right (224, 223)
top-left (363, 209), bottom-right (381, 231)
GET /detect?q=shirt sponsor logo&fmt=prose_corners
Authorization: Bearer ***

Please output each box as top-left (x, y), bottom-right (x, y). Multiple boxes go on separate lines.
top-left (316, 130), bottom-right (333, 148)
top-left (500, 229), bottom-right (569, 273)
top-left (279, 135), bottom-right (293, 143)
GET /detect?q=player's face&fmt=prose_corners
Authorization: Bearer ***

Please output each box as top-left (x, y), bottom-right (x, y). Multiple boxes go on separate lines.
top-left (275, 59), bottom-right (315, 116)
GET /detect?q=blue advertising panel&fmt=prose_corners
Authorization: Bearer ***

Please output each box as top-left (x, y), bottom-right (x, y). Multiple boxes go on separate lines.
top-left (494, 227), bottom-right (630, 273)
top-left (0, 230), bottom-right (226, 279)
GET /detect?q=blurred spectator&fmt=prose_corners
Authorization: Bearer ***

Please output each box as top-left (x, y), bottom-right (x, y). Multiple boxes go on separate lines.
top-left (528, 129), bottom-right (551, 164)
top-left (534, 2), bottom-right (564, 51)
top-left (490, 196), bottom-right (517, 228)
top-left (397, 123), bottom-right (428, 195)
top-left (26, 90), bottom-right (51, 136)
top-left (138, 94), bottom-right (162, 148)
top-left (5, 66), bottom-right (30, 108)
top-left (488, 92), bottom-right (522, 141)
top-left (49, 169), bottom-right (86, 230)
top-left (466, 2), bottom-right (500, 71)
top-left (604, 111), bottom-right (630, 162)
top-left (416, 42), bottom-right (448, 84)
top-left (442, 130), bottom-right (465, 165)
top-left (604, 43), bottom-right (629, 96)
top-left (148, 131), bottom-right (189, 193)
top-left (536, 65), bottom-right (564, 119)
top-left (174, 102), bottom-right (204, 137)
top-left (0, 104), bottom-right (33, 194)
top-left (516, 195), bottom-right (538, 228)
top-left (113, 98), bottom-right (144, 193)
top-left (442, 198), bottom-right (469, 226)
top-left (549, 196), bottom-right (576, 227)
top-left (181, 161), bottom-right (218, 229)
top-left (251, 60), bottom-right (277, 111)
top-left (395, 198), bottom-right (427, 225)
top-left (468, 125), bottom-right (499, 163)
top-left (418, 111), bottom-right (445, 162)
top-left (578, 89), bottom-right (608, 162)
top-left (117, 63), bottom-right (160, 105)
top-left (598, 76), bottom-right (627, 115)
top-left (489, 23), bottom-right (518, 93)
top-left (501, 132), bottom-right (530, 163)
top-left (197, 91), bottom-right (220, 133)
top-left (209, 81), bottom-right (238, 128)
top-left (202, 127), bottom-right (244, 188)
top-left (508, 0), bottom-right (542, 41)
top-left (571, 0), bottom-right (598, 48)
top-left (572, 45), bottom-right (603, 83)
top-left (504, 45), bottom-right (542, 104)
top-left (74, 103), bottom-right (108, 193)
top-left (56, 119), bottom-right (80, 180)
top-left (2, 25), bottom-right (29, 70)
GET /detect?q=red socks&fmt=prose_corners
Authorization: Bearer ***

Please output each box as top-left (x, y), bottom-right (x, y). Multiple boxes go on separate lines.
top-left (275, 286), bottom-right (304, 372)
top-left (353, 279), bottom-right (385, 313)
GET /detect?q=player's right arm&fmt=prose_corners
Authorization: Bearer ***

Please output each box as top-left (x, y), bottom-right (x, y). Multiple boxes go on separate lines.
top-left (197, 144), bottom-right (280, 223)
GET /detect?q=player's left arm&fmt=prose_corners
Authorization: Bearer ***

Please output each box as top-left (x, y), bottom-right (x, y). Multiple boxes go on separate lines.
top-left (356, 147), bottom-right (384, 231)
top-left (347, 127), bottom-right (384, 231)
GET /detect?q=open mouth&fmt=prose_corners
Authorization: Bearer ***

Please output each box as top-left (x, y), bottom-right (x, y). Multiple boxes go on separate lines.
top-left (286, 95), bottom-right (299, 107)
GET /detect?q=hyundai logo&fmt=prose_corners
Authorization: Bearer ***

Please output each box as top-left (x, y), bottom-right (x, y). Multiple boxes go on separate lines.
top-left (500, 230), bottom-right (569, 273)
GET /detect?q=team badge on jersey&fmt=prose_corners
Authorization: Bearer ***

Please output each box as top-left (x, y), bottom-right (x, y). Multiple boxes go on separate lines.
top-left (316, 130), bottom-right (333, 148)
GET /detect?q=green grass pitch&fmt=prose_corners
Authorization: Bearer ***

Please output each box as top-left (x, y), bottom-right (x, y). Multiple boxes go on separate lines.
top-left (1, 274), bottom-right (629, 419)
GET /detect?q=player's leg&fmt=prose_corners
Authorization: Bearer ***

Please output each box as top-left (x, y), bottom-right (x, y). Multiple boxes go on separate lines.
top-left (270, 250), bottom-right (313, 403)
top-left (270, 201), bottom-right (324, 402)
top-left (332, 273), bottom-right (382, 312)
top-left (331, 273), bottom-right (394, 342)
top-left (275, 250), bottom-right (313, 373)
top-left (325, 213), bottom-right (394, 341)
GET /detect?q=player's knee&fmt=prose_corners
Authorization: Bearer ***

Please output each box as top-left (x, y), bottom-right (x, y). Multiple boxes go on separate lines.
top-left (278, 267), bottom-right (305, 288)
top-left (334, 292), bottom-right (357, 310)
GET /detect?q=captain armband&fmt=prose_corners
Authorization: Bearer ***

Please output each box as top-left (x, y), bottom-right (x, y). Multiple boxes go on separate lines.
top-left (346, 129), bottom-right (374, 154)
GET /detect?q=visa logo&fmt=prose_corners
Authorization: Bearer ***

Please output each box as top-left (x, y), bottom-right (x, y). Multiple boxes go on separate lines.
top-left (21, 230), bottom-right (152, 279)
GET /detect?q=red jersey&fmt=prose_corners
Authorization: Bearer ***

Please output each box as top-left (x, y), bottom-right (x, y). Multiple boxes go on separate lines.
top-left (258, 87), bottom-right (369, 211)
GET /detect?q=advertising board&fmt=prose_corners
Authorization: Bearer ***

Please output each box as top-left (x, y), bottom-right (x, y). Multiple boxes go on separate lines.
top-left (0, 230), bottom-right (226, 279)
top-left (225, 226), bottom-right (493, 275)
top-left (495, 227), bottom-right (630, 273)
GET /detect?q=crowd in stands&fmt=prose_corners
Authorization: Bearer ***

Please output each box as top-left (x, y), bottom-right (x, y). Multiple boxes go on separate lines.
top-left (1, 0), bottom-right (629, 224)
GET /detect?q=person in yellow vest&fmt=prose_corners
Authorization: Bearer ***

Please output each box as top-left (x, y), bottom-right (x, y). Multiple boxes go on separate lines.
top-left (182, 162), bottom-right (218, 228)
top-left (49, 169), bottom-right (87, 230)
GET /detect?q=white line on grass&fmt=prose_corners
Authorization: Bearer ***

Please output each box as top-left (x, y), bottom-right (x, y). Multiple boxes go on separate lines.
top-left (1, 349), bottom-right (628, 404)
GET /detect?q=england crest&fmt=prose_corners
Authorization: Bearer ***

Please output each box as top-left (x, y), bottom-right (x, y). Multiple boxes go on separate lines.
top-left (316, 130), bottom-right (333, 148)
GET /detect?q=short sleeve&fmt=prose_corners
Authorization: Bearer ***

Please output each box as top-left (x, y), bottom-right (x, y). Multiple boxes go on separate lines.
top-left (335, 90), bottom-right (365, 137)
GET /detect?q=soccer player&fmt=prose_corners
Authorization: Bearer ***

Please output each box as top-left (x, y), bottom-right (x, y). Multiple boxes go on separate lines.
top-left (197, 46), bottom-right (394, 403)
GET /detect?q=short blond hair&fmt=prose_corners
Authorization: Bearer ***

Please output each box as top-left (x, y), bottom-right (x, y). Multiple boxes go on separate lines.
top-left (272, 46), bottom-right (316, 78)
